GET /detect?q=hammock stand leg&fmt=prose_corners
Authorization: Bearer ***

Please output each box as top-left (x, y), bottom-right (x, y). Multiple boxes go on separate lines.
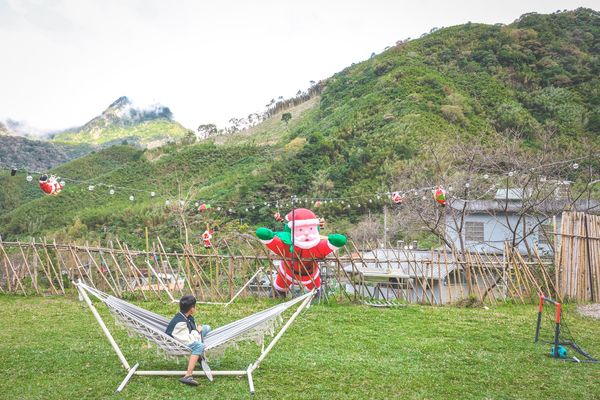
top-left (247, 364), bottom-right (255, 394)
top-left (75, 280), bottom-right (131, 371)
top-left (250, 289), bottom-right (315, 373)
top-left (225, 267), bottom-right (263, 307)
top-left (116, 363), bottom-right (139, 393)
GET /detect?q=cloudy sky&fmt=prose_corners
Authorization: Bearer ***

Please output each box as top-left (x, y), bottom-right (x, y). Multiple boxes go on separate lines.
top-left (0, 0), bottom-right (597, 133)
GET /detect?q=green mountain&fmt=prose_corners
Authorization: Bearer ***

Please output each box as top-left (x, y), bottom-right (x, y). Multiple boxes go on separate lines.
top-left (1, 8), bottom-right (599, 249)
top-left (52, 96), bottom-right (192, 147)
top-left (0, 135), bottom-right (96, 171)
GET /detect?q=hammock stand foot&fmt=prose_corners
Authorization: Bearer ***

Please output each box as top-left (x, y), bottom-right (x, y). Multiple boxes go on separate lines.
top-left (247, 364), bottom-right (255, 394)
top-left (116, 363), bottom-right (139, 393)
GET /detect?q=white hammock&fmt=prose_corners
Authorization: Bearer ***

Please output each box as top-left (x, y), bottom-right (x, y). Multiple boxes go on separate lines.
top-left (74, 280), bottom-right (315, 393)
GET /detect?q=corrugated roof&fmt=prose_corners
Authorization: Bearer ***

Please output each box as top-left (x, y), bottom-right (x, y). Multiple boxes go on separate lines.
top-left (449, 199), bottom-right (600, 214)
top-left (344, 249), bottom-right (458, 280)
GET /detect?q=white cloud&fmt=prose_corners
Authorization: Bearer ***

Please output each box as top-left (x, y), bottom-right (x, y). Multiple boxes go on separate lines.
top-left (0, 0), bottom-right (597, 132)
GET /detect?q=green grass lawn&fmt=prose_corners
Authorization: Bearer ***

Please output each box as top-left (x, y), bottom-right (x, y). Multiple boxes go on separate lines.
top-left (0, 294), bottom-right (599, 400)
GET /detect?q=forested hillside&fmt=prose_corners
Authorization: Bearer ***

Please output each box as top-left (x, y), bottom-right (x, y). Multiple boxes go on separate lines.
top-left (1, 8), bottom-right (599, 249)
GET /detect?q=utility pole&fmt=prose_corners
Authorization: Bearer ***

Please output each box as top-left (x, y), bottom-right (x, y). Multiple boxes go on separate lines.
top-left (383, 205), bottom-right (387, 248)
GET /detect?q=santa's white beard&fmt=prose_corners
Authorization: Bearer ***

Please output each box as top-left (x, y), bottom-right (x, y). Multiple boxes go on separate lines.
top-left (293, 235), bottom-right (321, 249)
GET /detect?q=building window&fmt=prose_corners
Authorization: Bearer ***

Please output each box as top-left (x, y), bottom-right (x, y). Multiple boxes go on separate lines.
top-left (464, 221), bottom-right (484, 242)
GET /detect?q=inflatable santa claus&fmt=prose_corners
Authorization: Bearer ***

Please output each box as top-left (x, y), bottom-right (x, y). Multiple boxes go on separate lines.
top-left (39, 174), bottom-right (64, 196)
top-left (256, 208), bottom-right (346, 294)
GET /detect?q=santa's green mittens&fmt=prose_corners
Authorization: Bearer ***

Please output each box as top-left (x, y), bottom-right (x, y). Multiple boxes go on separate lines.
top-left (328, 234), bottom-right (347, 248)
top-left (256, 227), bottom-right (275, 241)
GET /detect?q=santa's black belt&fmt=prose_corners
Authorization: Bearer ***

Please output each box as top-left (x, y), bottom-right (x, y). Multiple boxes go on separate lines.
top-left (284, 264), bottom-right (316, 277)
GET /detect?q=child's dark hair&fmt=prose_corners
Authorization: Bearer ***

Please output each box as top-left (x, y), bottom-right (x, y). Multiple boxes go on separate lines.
top-left (179, 294), bottom-right (197, 313)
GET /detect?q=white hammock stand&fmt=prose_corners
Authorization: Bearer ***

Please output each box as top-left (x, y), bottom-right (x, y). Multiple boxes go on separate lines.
top-left (74, 280), bottom-right (315, 394)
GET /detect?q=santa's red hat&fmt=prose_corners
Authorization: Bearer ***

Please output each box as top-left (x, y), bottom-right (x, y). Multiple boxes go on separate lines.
top-left (285, 208), bottom-right (320, 229)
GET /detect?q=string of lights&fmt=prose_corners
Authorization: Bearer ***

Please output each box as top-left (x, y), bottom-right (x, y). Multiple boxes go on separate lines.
top-left (0, 153), bottom-right (597, 213)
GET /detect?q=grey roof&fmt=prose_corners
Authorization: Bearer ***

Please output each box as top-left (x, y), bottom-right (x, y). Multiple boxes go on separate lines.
top-left (494, 188), bottom-right (530, 200)
top-left (449, 198), bottom-right (600, 214)
top-left (345, 249), bottom-right (458, 280)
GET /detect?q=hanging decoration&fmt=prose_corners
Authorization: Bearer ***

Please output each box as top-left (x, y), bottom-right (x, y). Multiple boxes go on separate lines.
top-left (434, 186), bottom-right (447, 207)
top-left (38, 175), bottom-right (64, 196)
top-left (255, 208), bottom-right (346, 294)
top-left (3, 153), bottom-right (596, 214)
top-left (273, 212), bottom-right (284, 222)
top-left (391, 191), bottom-right (403, 204)
top-left (319, 217), bottom-right (326, 229)
top-left (201, 228), bottom-right (213, 248)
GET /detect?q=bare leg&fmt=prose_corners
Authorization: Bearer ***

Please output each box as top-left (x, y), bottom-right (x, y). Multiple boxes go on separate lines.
top-left (186, 354), bottom-right (200, 376)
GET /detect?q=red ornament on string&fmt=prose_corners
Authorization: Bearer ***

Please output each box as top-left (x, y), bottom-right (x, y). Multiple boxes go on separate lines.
top-left (314, 200), bottom-right (322, 208)
top-left (434, 186), bottom-right (447, 207)
top-left (39, 174), bottom-right (64, 196)
top-left (319, 217), bottom-right (326, 229)
top-left (391, 191), bottom-right (403, 204)
top-left (202, 229), bottom-right (213, 248)
top-left (198, 203), bottom-right (211, 212)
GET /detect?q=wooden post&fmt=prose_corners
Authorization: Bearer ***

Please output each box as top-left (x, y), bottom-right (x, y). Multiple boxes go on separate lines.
top-left (24, 240), bottom-right (57, 294)
top-left (106, 243), bottom-right (137, 295)
top-left (114, 241), bottom-right (148, 300)
top-left (15, 241), bottom-right (40, 295)
top-left (84, 243), bottom-right (119, 297)
top-left (41, 239), bottom-right (65, 294)
top-left (157, 237), bottom-right (184, 296)
top-left (442, 247), bottom-right (451, 304)
top-left (123, 242), bottom-right (161, 300)
top-left (0, 241), bottom-right (27, 295)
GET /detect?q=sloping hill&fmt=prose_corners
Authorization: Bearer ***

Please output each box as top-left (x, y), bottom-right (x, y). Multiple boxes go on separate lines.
top-left (52, 96), bottom-right (192, 147)
top-left (0, 135), bottom-right (96, 171)
top-left (1, 8), bottom-right (599, 248)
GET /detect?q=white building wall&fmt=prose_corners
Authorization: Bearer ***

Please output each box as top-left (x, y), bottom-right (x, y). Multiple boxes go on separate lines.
top-left (445, 212), bottom-right (560, 255)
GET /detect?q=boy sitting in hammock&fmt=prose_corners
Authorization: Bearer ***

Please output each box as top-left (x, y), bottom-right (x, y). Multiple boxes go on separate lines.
top-left (166, 294), bottom-right (212, 386)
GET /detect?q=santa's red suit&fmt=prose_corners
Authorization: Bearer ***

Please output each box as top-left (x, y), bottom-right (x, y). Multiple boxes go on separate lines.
top-left (39, 175), bottom-right (64, 196)
top-left (202, 230), bottom-right (213, 248)
top-left (261, 236), bottom-right (338, 291)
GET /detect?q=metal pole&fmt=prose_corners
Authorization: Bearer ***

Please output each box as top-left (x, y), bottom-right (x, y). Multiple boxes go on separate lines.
top-left (383, 205), bottom-right (387, 247)
top-left (225, 267), bottom-right (263, 307)
top-left (534, 295), bottom-right (543, 342)
top-left (145, 260), bottom-right (176, 303)
top-left (553, 302), bottom-right (562, 358)
top-left (584, 214), bottom-right (595, 302)
top-left (251, 290), bottom-right (315, 372)
top-left (75, 280), bottom-right (131, 370)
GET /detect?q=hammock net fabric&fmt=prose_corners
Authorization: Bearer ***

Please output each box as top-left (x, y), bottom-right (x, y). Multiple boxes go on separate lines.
top-left (77, 282), bottom-right (312, 359)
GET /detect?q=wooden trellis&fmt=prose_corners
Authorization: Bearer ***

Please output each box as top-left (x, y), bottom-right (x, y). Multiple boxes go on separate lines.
top-left (0, 235), bottom-right (560, 305)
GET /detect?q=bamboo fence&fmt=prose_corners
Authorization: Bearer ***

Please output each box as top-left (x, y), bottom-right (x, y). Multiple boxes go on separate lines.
top-left (555, 211), bottom-right (600, 302)
top-left (0, 233), bottom-right (562, 306)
